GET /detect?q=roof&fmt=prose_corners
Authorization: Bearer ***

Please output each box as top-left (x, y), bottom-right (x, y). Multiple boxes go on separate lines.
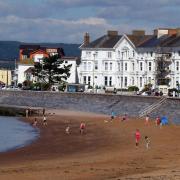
top-left (82, 35), bottom-right (122, 48)
top-left (24, 67), bottom-right (34, 74)
top-left (82, 34), bottom-right (154, 49)
top-left (138, 35), bottom-right (180, 48)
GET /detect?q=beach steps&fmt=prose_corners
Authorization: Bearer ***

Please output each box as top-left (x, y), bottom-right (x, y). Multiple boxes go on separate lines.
top-left (139, 96), bottom-right (167, 117)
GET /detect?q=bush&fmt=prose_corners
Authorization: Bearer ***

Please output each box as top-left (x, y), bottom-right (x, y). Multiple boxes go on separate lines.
top-left (128, 86), bottom-right (139, 91)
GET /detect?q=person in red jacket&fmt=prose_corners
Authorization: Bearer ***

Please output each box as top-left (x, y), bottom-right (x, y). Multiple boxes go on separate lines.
top-left (80, 122), bottom-right (86, 134)
top-left (135, 129), bottom-right (141, 147)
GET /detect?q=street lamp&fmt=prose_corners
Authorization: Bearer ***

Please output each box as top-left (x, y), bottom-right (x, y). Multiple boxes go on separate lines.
top-left (93, 53), bottom-right (95, 93)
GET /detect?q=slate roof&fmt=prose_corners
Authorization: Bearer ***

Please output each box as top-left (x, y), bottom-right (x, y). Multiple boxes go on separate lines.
top-left (138, 35), bottom-right (180, 48)
top-left (82, 33), bottom-right (180, 49)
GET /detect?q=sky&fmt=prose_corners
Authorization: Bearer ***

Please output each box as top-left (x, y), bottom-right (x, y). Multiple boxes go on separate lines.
top-left (0, 0), bottom-right (179, 43)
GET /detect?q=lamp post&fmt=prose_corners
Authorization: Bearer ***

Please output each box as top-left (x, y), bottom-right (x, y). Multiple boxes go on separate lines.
top-left (93, 53), bottom-right (95, 93)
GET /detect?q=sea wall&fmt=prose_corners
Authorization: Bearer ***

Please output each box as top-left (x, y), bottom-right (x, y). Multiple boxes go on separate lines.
top-left (0, 90), bottom-right (179, 122)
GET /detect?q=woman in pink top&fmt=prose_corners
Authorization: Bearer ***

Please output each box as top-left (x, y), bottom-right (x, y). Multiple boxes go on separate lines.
top-left (135, 129), bottom-right (141, 147)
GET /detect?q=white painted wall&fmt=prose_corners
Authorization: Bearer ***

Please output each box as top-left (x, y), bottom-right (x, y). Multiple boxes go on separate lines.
top-left (17, 64), bottom-right (34, 84)
top-left (80, 34), bottom-right (180, 90)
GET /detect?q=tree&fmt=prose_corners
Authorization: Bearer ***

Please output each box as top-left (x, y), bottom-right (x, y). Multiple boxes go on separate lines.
top-left (33, 54), bottom-right (72, 86)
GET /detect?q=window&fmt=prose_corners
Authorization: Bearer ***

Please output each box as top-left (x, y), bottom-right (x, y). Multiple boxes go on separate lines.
top-left (176, 61), bottom-right (179, 71)
top-left (105, 62), bottom-right (108, 70)
top-left (132, 77), bottom-right (134, 85)
top-left (125, 63), bottom-right (127, 71)
top-left (88, 62), bottom-right (91, 71)
top-left (121, 77), bottom-right (123, 88)
top-left (83, 62), bottom-right (87, 71)
top-left (118, 63), bottom-right (120, 71)
top-left (22, 55), bottom-right (27, 60)
top-left (109, 76), bottom-right (112, 86)
top-left (107, 52), bottom-right (112, 58)
top-left (88, 76), bottom-right (91, 85)
top-left (150, 52), bottom-right (153, 57)
top-left (132, 62), bottom-right (135, 71)
top-left (148, 62), bottom-right (152, 71)
top-left (83, 76), bottom-right (87, 84)
top-left (86, 51), bottom-right (91, 57)
top-left (121, 62), bottom-right (123, 71)
top-left (124, 77), bottom-right (127, 87)
top-left (110, 62), bottom-right (113, 70)
top-left (95, 61), bottom-right (98, 70)
top-left (140, 77), bottom-right (142, 87)
top-left (118, 51), bottom-right (121, 57)
top-left (132, 50), bottom-right (135, 57)
top-left (140, 62), bottom-right (143, 71)
top-left (104, 76), bottom-right (108, 86)
top-left (148, 77), bottom-right (151, 83)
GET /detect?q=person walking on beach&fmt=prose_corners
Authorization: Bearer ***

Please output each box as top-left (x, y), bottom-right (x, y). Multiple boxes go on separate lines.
top-left (145, 136), bottom-right (150, 149)
top-left (80, 122), bottom-right (86, 134)
top-left (145, 115), bottom-right (150, 125)
top-left (111, 110), bottom-right (115, 121)
top-left (43, 115), bottom-right (47, 126)
top-left (65, 126), bottom-right (70, 134)
top-left (135, 129), bottom-right (141, 147)
top-left (26, 109), bottom-right (29, 118)
top-left (122, 114), bottom-right (127, 122)
top-left (155, 116), bottom-right (161, 126)
top-left (33, 118), bottom-right (38, 127)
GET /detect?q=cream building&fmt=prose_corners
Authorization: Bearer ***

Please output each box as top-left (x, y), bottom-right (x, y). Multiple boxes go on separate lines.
top-left (0, 69), bottom-right (12, 86)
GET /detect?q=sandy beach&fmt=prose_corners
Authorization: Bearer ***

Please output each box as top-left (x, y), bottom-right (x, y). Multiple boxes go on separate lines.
top-left (0, 109), bottom-right (180, 180)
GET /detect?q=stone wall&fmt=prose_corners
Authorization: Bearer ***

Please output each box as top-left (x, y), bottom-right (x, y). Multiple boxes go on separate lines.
top-left (0, 91), bottom-right (179, 123)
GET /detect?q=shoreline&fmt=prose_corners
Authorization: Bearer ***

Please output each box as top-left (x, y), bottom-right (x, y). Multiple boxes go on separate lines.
top-left (0, 109), bottom-right (180, 179)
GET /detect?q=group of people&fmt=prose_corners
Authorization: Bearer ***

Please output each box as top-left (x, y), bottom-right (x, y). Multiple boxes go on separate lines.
top-left (32, 108), bottom-right (47, 127)
top-left (135, 129), bottom-right (150, 149)
top-left (110, 111), bottom-right (128, 122)
top-left (32, 115), bottom-right (47, 127)
top-left (65, 122), bottom-right (86, 135)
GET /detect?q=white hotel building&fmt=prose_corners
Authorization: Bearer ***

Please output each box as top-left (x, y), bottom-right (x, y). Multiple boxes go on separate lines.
top-left (79, 29), bottom-right (180, 91)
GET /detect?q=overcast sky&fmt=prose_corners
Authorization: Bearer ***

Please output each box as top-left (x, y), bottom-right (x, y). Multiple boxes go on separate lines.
top-left (0, 0), bottom-right (179, 43)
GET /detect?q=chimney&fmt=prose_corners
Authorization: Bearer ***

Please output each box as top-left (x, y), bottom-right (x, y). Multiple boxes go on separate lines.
top-left (132, 30), bottom-right (145, 36)
top-left (168, 29), bottom-right (177, 35)
top-left (83, 32), bottom-right (90, 46)
top-left (107, 30), bottom-right (118, 36)
top-left (154, 28), bottom-right (168, 38)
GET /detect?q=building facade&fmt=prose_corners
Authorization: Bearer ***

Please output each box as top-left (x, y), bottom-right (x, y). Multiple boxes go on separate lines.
top-left (79, 29), bottom-right (180, 91)
top-left (17, 45), bottom-right (79, 85)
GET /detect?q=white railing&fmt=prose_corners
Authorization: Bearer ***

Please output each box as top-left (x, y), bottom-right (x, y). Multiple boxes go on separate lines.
top-left (139, 96), bottom-right (167, 117)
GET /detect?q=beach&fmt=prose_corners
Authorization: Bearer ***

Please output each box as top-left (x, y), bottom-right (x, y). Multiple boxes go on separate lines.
top-left (0, 109), bottom-right (180, 180)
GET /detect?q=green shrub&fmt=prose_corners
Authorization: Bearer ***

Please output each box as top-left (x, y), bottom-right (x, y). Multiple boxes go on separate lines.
top-left (128, 86), bottom-right (139, 91)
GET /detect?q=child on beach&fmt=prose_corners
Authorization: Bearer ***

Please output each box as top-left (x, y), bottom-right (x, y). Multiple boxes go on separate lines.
top-left (145, 115), bottom-right (150, 125)
top-left (122, 114), bottom-right (127, 122)
top-left (110, 110), bottom-right (115, 121)
top-left (135, 129), bottom-right (141, 147)
top-left (145, 136), bottom-right (150, 149)
top-left (43, 115), bottom-right (47, 126)
top-left (65, 126), bottom-right (70, 134)
top-left (33, 118), bottom-right (38, 127)
top-left (80, 122), bottom-right (86, 134)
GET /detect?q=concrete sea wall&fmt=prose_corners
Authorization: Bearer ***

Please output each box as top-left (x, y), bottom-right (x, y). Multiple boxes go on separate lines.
top-left (0, 90), bottom-right (179, 123)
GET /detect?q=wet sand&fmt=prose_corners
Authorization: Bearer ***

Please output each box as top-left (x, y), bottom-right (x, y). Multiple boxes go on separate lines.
top-left (0, 109), bottom-right (180, 180)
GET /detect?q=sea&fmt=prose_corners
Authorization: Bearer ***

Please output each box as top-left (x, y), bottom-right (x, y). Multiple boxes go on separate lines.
top-left (0, 116), bottom-right (39, 153)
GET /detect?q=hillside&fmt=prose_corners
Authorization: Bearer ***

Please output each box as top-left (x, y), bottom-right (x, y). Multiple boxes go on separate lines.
top-left (0, 41), bottom-right (81, 60)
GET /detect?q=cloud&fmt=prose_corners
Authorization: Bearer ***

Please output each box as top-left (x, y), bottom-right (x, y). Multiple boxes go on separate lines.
top-left (0, 15), bottom-right (112, 43)
top-left (0, 0), bottom-right (179, 43)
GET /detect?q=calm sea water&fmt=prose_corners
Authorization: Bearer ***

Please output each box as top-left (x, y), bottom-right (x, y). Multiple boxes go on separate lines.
top-left (0, 116), bottom-right (39, 153)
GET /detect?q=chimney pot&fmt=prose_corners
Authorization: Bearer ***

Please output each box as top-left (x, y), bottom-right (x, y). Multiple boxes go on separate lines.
top-left (107, 30), bottom-right (118, 36)
top-left (83, 32), bottom-right (90, 46)
top-left (132, 30), bottom-right (145, 36)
